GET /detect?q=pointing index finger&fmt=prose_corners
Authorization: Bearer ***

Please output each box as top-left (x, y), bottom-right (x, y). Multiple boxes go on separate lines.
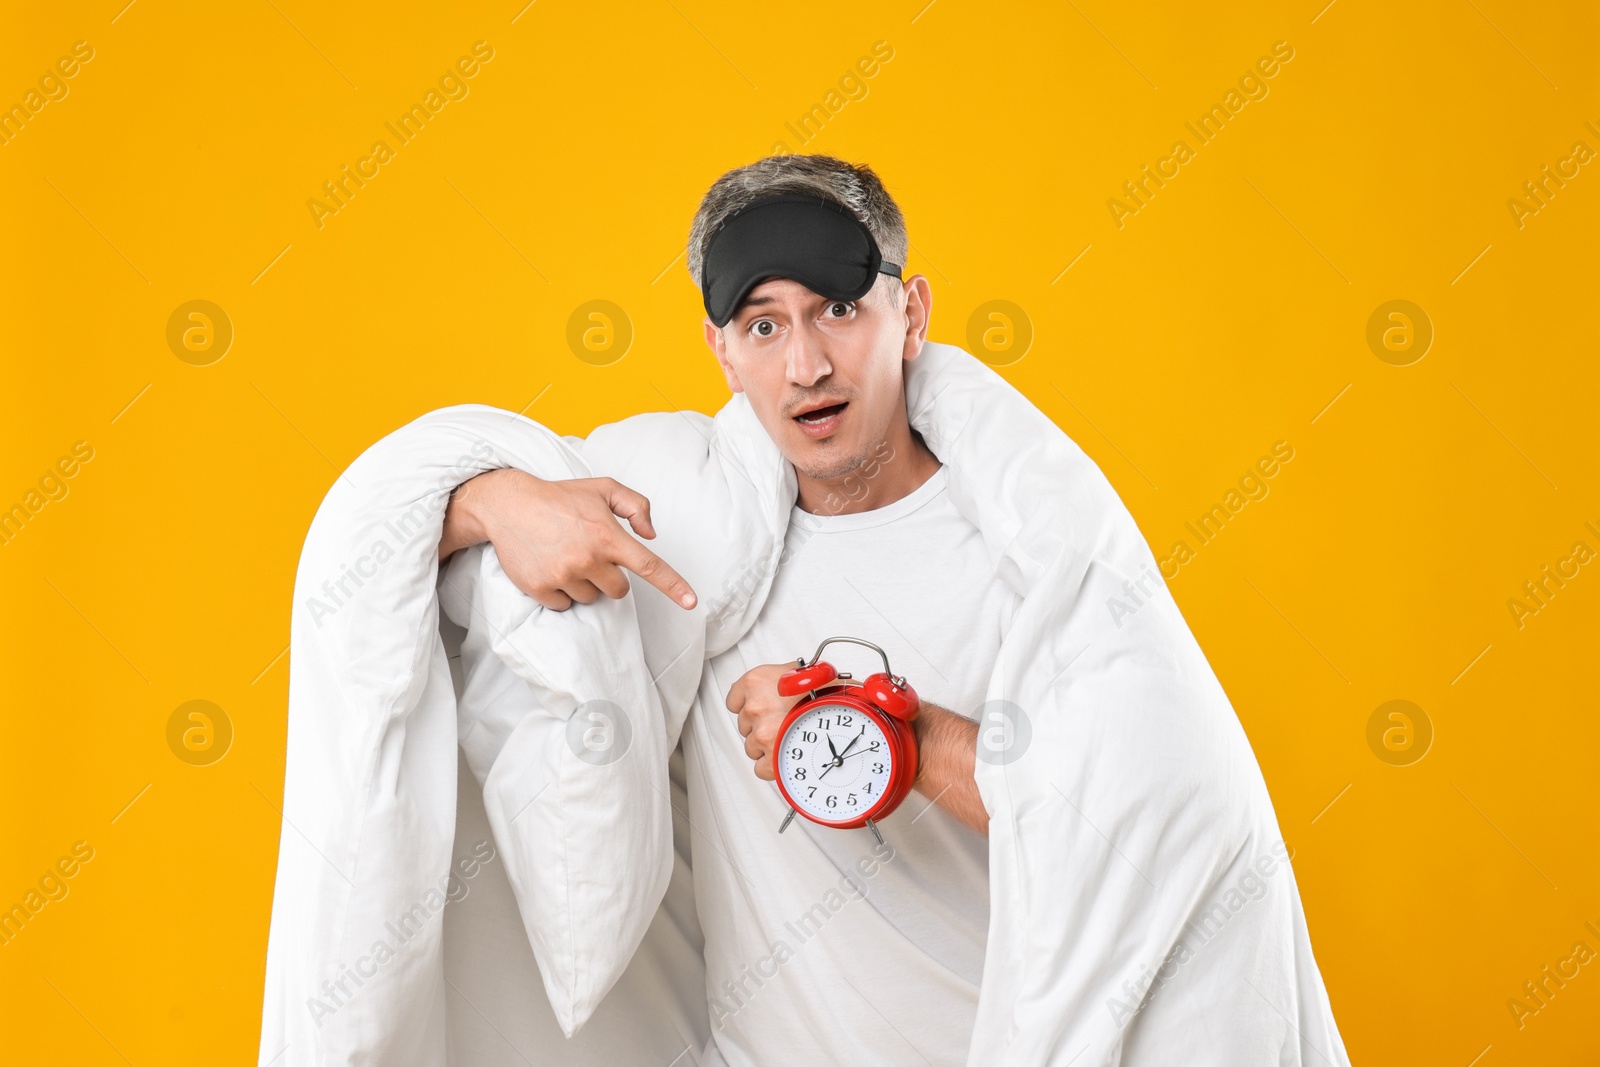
top-left (613, 533), bottom-right (698, 610)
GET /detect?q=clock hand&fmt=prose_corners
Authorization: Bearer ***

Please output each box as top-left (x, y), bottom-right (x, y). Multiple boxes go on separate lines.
top-left (821, 727), bottom-right (867, 778)
top-left (826, 734), bottom-right (840, 762)
top-left (833, 726), bottom-right (865, 760)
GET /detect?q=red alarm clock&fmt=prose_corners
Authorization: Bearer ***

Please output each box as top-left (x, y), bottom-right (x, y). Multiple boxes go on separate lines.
top-left (772, 637), bottom-right (920, 843)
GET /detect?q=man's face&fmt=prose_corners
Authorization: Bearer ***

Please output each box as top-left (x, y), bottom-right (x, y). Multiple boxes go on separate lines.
top-left (704, 274), bottom-right (932, 481)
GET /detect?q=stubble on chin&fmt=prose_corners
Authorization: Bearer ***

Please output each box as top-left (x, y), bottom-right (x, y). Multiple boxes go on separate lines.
top-left (795, 444), bottom-right (870, 482)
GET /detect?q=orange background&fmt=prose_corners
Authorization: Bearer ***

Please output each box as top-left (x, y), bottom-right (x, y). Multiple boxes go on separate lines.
top-left (2, 1), bottom-right (1596, 1063)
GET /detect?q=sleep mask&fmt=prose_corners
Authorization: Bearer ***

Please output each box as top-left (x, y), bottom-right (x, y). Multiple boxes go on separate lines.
top-left (700, 193), bottom-right (903, 327)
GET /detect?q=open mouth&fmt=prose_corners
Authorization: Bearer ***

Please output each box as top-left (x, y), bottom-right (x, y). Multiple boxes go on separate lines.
top-left (791, 401), bottom-right (848, 439)
top-left (793, 401), bottom-right (847, 426)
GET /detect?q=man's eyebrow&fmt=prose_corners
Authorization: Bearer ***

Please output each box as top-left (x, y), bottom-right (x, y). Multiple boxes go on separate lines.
top-left (736, 290), bottom-right (842, 317)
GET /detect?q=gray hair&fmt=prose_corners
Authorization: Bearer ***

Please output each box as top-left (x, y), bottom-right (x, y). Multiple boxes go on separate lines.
top-left (685, 155), bottom-right (909, 305)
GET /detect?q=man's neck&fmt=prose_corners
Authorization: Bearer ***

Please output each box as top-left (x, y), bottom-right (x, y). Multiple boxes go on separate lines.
top-left (793, 419), bottom-right (942, 517)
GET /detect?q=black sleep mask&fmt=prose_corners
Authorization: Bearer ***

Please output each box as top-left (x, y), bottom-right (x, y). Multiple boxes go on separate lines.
top-left (700, 193), bottom-right (903, 327)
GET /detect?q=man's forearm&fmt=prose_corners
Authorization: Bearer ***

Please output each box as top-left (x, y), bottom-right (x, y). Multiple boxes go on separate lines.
top-left (912, 704), bottom-right (989, 835)
top-left (438, 470), bottom-right (499, 561)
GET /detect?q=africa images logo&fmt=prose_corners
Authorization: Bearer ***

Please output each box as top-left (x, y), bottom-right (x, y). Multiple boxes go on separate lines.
top-left (1106, 40), bottom-right (1296, 230)
top-left (305, 41), bottom-right (495, 230)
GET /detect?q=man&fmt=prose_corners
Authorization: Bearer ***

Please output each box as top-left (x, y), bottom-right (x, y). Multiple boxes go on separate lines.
top-left (423, 154), bottom-right (1348, 1067)
top-left (439, 155), bottom-right (1003, 1064)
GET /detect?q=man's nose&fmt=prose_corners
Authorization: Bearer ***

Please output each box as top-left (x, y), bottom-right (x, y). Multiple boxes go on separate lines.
top-left (784, 329), bottom-right (832, 387)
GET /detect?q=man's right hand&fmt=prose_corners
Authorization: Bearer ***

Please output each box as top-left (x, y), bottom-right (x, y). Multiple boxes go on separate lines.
top-left (439, 468), bottom-right (698, 613)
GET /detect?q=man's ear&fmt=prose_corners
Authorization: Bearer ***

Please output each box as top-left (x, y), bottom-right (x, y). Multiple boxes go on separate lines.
top-left (898, 275), bottom-right (933, 363)
top-left (703, 317), bottom-right (744, 393)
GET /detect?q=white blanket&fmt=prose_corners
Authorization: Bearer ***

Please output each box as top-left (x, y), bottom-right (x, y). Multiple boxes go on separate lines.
top-left (259, 340), bottom-right (1350, 1066)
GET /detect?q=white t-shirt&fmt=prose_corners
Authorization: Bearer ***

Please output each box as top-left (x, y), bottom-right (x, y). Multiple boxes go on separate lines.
top-left (684, 464), bottom-right (1021, 1067)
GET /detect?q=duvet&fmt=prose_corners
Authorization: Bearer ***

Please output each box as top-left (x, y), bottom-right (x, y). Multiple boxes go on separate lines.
top-left (258, 340), bottom-right (1350, 1066)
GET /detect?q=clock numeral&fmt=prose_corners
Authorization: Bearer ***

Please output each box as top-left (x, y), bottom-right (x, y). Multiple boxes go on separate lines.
top-left (872, 762), bottom-right (884, 774)
top-left (869, 740), bottom-right (881, 752)
top-left (847, 793), bottom-right (857, 806)
top-left (864, 781), bottom-right (874, 794)
top-left (825, 794), bottom-right (838, 809)
top-left (790, 747), bottom-right (803, 759)
top-left (801, 730), bottom-right (817, 742)
top-left (807, 786), bottom-right (817, 799)
top-left (839, 714), bottom-right (854, 727)
top-left (818, 717), bottom-right (831, 729)
top-left (793, 767), bottom-right (806, 780)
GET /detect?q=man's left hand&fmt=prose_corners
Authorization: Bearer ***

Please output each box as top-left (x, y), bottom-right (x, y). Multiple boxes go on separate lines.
top-left (726, 660), bottom-right (990, 835)
top-left (725, 662), bottom-right (805, 781)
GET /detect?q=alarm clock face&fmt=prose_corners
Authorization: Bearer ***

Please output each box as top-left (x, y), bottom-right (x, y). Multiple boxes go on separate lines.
top-left (775, 702), bottom-right (894, 824)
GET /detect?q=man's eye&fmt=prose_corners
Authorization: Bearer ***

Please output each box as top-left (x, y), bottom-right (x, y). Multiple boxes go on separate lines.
top-left (827, 302), bottom-right (853, 318)
top-left (751, 320), bottom-right (776, 337)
